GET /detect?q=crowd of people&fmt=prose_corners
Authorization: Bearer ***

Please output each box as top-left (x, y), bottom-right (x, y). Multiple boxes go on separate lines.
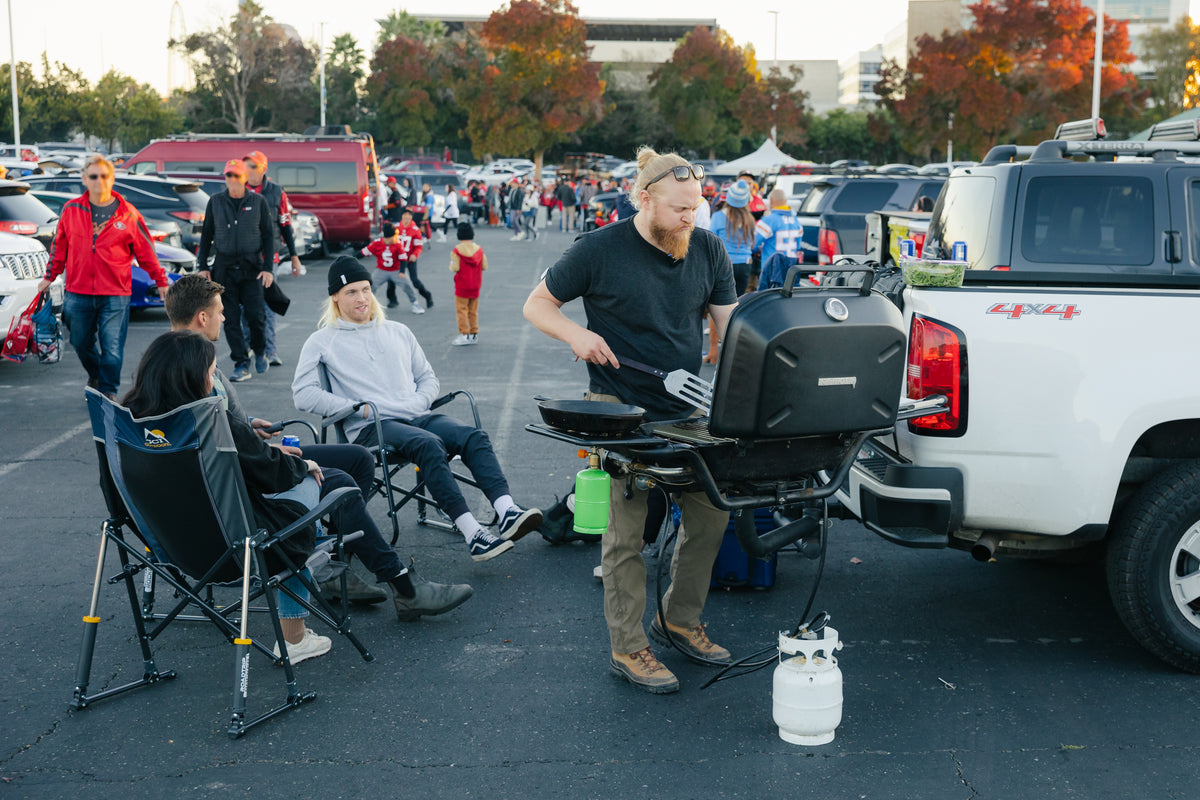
top-left (40, 148), bottom-right (798, 693)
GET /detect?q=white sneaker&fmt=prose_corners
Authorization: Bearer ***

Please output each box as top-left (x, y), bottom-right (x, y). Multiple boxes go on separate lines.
top-left (451, 334), bottom-right (471, 346)
top-left (437, 232), bottom-right (447, 242)
top-left (272, 628), bottom-right (332, 665)
top-left (593, 564), bottom-right (603, 580)
top-left (510, 232), bottom-right (525, 241)
top-left (411, 302), bottom-right (425, 315)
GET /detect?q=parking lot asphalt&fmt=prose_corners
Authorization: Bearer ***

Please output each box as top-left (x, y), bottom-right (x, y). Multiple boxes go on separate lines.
top-left (1, 219), bottom-right (1197, 799)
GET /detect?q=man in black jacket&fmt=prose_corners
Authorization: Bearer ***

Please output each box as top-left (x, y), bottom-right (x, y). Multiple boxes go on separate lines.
top-left (197, 159), bottom-right (274, 382)
top-left (243, 150), bottom-right (303, 368)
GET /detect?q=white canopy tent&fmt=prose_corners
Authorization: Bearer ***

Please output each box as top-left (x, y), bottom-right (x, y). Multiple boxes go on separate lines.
top-left (711, 139), bottom-right (802, 175)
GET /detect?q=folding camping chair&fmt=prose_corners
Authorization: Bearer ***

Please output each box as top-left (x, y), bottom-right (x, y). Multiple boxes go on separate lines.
top-left (73, 390), bottom-right (374, 738)
top-left (316, 362), bottom-right (497, 544)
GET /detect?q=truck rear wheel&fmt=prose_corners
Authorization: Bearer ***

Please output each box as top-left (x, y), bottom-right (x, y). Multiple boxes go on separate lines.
top-left (1107, 460), bottom-right (1200, 672)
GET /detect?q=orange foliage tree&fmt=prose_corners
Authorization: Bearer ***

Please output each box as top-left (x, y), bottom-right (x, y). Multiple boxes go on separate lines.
top-left (878, 0), bottom-right (1146, 160)
top-left (460, 0), bottom-right (604, 173)
top-left (367, 36), bottom-right (440, 147)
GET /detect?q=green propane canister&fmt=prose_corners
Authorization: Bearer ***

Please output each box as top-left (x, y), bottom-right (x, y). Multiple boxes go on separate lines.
top-left (573, 449), bottom-right (610, 536)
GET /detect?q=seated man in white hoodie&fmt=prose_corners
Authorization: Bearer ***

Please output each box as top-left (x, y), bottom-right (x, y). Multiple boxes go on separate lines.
top-left (293, 257), bottom-right (542, 562)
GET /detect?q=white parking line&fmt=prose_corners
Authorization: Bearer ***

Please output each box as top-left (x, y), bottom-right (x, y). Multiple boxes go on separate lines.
top-left (0, 420), bottom-right (91, 479)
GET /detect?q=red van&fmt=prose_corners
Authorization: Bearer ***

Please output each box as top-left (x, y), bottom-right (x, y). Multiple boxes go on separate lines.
top-left (123, 131), bottom-right (382, 246)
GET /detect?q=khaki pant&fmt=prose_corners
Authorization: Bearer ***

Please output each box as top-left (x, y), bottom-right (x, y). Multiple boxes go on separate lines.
top-left (455, 296), bottom-right (479, 334)
top-left (587, 391), bottom-right (729, 654)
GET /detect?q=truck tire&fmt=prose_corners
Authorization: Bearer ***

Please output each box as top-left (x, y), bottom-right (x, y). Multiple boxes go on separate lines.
top-left (1107, 460), bottom-right (1200, 672)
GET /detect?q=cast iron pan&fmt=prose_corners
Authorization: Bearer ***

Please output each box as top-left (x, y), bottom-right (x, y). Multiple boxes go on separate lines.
top-left (537, 399), bottom-right (645, 436)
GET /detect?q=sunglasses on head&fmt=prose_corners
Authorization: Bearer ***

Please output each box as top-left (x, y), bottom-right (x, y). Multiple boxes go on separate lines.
top-left (645, 163), bottom-right (705, 188)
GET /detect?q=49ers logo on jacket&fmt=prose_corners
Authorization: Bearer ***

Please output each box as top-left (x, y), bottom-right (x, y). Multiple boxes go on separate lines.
top-left (986, 302), bottom-right (1081, 320)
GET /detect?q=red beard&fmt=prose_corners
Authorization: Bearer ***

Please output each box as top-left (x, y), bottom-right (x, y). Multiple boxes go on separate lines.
top-left (650, 221), bottom-right (694, 260)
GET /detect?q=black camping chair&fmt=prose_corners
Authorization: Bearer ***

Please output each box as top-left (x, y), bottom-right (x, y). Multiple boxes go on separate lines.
top-left (73, 390), bottom-right (374, 738)
top-left (316, 362), bottom-right (497, 544)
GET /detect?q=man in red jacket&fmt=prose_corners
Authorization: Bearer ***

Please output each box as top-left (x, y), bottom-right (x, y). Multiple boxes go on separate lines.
top-left (37, 154), bottom-right (168, 399)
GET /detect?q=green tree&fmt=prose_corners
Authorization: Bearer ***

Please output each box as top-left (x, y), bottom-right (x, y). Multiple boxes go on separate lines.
top-left (0, 58), bottom-right (94, 143)
top-left (803, 108), bottom-right (900, 163)
top-left (1141, 16), bottom-right (1200, 122)
top-left (741, 64), bottom-right (811, 149)
top-left (460, 0), bottom-right (604, 173)
top-left (650, 26), bottom-right (759, 160)
top-left (175, 0), bottom-right (316, 132)
top-left (374, 9), bottom-right (445, 50)
top-left (80, 71), bottom-right (183, 152)
top-left (569, 66), bottom-right (675, 159)
top-left (324, 33), bottom-right (366, 128)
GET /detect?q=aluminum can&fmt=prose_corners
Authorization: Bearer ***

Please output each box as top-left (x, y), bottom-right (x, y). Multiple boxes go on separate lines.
top-left (952, 240), bottom-right (967, 261)
top-left (281, 435), bottom-right (301, 448)
top-left (899, 238), bottom-right (915, 259)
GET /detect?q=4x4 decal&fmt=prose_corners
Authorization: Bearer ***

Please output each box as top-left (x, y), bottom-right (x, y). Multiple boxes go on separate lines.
top-left (986, 302), bottom-right (1081, 320)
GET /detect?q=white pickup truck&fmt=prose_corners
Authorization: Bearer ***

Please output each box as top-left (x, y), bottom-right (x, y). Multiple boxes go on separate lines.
top-left (837, 122), bottom-right (1200, 672)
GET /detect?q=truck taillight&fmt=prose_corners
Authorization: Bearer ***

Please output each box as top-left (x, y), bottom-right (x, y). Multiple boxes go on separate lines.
top-left (818, 228), bottom-right (840, 265)
top-left (907, 315), bottom-right (967, 436)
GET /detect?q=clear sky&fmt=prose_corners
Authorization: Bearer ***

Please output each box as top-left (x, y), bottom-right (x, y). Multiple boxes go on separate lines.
top-left (4, 0), bottom-right (1199, 94)
top-left (3, 0), bottom-right (913, 94)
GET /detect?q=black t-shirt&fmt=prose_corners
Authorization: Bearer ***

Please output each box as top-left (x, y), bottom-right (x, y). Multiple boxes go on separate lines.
top-left (545, 217), bottom-right (736, 419)
top-left (91, 199), bottom-right (118, 237)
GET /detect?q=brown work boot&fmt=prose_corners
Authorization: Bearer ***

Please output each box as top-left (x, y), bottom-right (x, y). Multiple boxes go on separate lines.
top-left (650, 619), bottom-right (732, 664)
top-left (609, 647), bottom-right (679, 694)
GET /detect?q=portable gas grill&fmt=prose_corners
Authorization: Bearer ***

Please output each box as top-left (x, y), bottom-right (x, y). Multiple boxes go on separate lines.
top-left (527, 266), bottom-right (947, 556)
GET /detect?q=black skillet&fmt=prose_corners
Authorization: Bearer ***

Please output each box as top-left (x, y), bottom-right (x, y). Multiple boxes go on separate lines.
top-left (536, 398), bottom-right (646, 436)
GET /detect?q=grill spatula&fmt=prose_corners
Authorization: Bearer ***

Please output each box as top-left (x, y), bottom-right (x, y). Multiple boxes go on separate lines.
top-left (612, 355), bottom-right (713, 414)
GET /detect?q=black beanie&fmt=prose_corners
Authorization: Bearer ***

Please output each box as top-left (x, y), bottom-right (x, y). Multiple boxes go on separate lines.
top-left (456, 222), bottom-right (474, 240)
top-left (327, 256), bottom-right (373, 295)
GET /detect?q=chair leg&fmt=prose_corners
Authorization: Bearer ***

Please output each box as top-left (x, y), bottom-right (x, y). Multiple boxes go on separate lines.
top-left (73, 520), bottom-right (176, 710)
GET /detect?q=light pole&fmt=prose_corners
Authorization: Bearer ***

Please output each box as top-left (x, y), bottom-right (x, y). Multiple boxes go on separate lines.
top-left (768, 10), bottom-right (779, 142)
top-left (319, 21), bottom-right (327, 127)
top-left (7, 0), bottom-right (19, 154)
top-left (947, 112), bottom-right (954, 163)
top-left (1091, 0), bottom-right (1105, 119)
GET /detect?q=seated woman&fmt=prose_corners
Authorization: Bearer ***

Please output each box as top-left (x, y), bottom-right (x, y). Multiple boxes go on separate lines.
top-left (122, 331), bottom-right (474, 663)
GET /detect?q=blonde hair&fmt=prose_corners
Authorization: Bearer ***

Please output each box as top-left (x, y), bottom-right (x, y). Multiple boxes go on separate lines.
top-left (318, 293), bottom-right (388, 329)
top-left (630, 146), bottom-right (690, 211)
top-left (82, 154), bottom-right (114, 176)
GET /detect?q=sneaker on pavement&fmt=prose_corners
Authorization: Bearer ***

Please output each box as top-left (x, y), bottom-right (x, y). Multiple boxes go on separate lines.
top-left (649, 619), bottom-right (732, 663)
top-left (467, 529), bottom-right (514, 561)
top-left (230, 365), bottom-right (252, 382)
top-left (451, 334), bottom-right (471, 346)
top-left (510, 232), bottom-right (525, 241)
top-left (610, 647), bottom-right (679, 694)
top-left (466, 333), bottom-right (478, 344)
top-left (593, 563), bottom-right (602, 580)
top-left (411, 302), bottom-right (425, 315)
top-left (387, 301), bottom-right (400, 309)
top-left (272, 628), bottom-right (332, 665)
top-left (267, 353), bottom-right (283, 367)
top-left (498, 505), bottom-right (543, 542)
top-left (426, 297), bottom-right (434, 309)
top-left (319, 564), bottom-right (388, 605)
top-left (392, 559), bottom-right (474, 621)
top-left (255, 354), bottom-right (270, 374)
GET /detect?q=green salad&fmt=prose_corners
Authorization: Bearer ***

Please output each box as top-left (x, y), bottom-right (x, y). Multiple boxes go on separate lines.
top-left (898, 258), bottom-right (966, 287)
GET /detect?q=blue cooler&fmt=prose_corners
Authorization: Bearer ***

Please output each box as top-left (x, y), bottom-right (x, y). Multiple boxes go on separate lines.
top-left (710, 508), bottom-right (778, 590)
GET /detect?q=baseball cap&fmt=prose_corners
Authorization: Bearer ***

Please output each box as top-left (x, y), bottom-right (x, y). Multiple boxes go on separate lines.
top-left (244, 150), bottom-right (268, 168)
top-left (223, 160), bottom-right (248, 179)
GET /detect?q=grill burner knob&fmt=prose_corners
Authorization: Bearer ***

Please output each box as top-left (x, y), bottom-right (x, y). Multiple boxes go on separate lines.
top-left (823, 298), bottom-right (849, 322)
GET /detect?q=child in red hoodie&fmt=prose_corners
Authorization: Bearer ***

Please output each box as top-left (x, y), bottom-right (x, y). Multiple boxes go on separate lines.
top-left (449, 222), bottom-right (487, 346)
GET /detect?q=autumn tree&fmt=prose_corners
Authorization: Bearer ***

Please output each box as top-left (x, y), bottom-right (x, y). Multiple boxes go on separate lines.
top-left (740, 64), bottom-right (811, 149)
top-left (367, 35), bottom-right (440, 147)
top-left (175, 0), bottom-right (316, 132)
top-left (651, 26), bottom-right (759, 160)
top-left (460, 0), bottom-right (604, 173)
top-left (878, 0), bottom-right (1145, 159)
top-left (1141, 16), bottom-right (1200, 122)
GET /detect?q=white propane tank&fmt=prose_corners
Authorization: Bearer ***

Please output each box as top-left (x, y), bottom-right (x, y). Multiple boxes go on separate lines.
top-left (772, 625), bottom-right (843, 745)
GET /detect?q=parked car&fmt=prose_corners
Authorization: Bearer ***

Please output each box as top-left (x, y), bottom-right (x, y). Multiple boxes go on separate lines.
top-left (0, 181), bottom-right (58, 250)
top-left (0, 232), bottom-right (59, 341)
top-left (463, 164), bottom-right (523, 186)
top-left (122, 130), bottom-right (383, 246)
top-left (610, 160), bottom-right (639, 181)
top-left (30, 189), bottom-right (185, 249)
top-left (129, 252), bottom-right (184, 311)
top-left (876, 163), bottom-right (920, 175)
top-left (24, 174), bottom-right (208, 252)
top-left (917, 161), bottom-right (977, 176)
top-left (761, 175), bottom-right (825, 214)
top-left (491, 158), bottom-right (536, 175)
top-left (795, 174), bottom-right (945, 264)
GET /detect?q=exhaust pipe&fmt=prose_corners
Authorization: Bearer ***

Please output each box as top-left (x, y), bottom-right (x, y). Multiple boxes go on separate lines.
top-left (971, 533), bottom-right (1000, 562)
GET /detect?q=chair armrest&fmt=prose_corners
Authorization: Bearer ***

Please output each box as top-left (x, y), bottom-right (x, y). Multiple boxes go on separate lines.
top-left (274, 418), bottom-right (319, 442)
top-left (258, 486), bottom-right (361, 551)
top-left (321, 403), bottom-right (366, 428)
top-left (430, 389), bottom-right (481, 429)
